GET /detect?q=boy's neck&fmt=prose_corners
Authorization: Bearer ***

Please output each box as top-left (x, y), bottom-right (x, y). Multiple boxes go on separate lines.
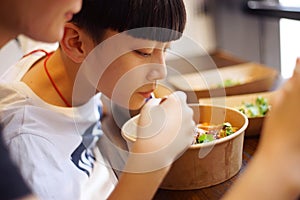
top-left (21, 49), bottom-right (76, 107)
top-left (21, 48), bottom-right (98, 108)
top-left (46, 50), bottom-right (74, 106)
top-left (50, 49), bottom-right (97, 107)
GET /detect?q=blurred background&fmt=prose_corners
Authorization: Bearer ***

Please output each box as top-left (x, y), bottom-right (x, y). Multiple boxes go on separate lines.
top-left (1, 0), bottom-right (300, 79)
top-left (172, 0), bottom-right (300, 79)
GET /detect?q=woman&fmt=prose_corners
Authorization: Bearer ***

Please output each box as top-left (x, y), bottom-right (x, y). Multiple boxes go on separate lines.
top-left (0, 0), bottom-right (82, 199)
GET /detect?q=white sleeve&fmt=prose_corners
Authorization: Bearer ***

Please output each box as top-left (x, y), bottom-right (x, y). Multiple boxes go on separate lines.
top-left (8, 134), bottom-right (82, 200)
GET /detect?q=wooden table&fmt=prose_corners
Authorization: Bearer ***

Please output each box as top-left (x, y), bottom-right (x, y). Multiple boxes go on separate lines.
top-left (154, 51), bottom-right (262, 199)
top-left (154, 135), bottom-right (260, 200)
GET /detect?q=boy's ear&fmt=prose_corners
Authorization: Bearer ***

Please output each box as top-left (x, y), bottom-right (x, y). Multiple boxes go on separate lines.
top-left (60, 23), bottom-right (94, 63)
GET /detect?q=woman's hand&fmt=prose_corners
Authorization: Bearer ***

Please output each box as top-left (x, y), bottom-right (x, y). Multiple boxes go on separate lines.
top-left (255, 58), bottom-right (300, 194)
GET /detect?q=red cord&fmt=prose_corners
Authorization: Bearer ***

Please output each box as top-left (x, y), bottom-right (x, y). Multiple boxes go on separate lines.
top-left (43, 52), bottom-right (72, 107)
top-left (22, 49), bottom-right (49, 58)
top-left (24, 49), bottom-right (72, 107)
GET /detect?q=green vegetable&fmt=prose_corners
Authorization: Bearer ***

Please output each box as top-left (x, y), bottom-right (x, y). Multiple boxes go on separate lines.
top-left (194, 122), bottom-right (237, 144)
top-left (223, 122), bottom-right (235, 136)
top-left (238, 96), bottom-right (270, 118)
top-left (217, 79), bottom-right (240, 88)
top-left (197, 133), bottom-right (214, 144)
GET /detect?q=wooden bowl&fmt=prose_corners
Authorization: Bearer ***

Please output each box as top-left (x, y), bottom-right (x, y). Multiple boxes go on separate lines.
top-left (121, 105), bottom-right (248, 190)
top-left (167, 62), bottom-right (278, 103)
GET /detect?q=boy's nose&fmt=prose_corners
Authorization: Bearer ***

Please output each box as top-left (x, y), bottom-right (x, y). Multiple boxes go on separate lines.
top-left (147, 55), bottom-right (167, 81)
top-left (147, 66), bottom-right (167, 81)
top-left (150, 53), bottom-right (167, 80)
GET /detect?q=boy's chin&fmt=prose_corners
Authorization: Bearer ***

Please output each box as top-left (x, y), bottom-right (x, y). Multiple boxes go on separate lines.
top-left (129, 100), bottom-right (151, 117)
top-left (111, 100), bottom-right (143, 114)
top-left (129, 107), bottom-right (142, 117)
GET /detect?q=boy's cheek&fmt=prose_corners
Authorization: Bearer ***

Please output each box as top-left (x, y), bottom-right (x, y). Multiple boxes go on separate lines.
top-left (153, 84), bottom-right (173, 98)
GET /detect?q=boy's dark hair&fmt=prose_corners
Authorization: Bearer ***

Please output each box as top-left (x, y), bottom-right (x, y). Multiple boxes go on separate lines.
top-left (70, 0), bottom-right (186, 43)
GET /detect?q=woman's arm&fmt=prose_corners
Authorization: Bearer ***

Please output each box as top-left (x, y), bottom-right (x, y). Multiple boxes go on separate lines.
top-left (0, 132), bottom-right (37, 200)
top-left (223, 59), bottom-right (300, 200)
top-left (8, 134), bottom-right (82, 200)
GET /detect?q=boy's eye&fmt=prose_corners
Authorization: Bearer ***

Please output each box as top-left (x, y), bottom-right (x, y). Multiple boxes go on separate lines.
top-left (134, 50), bottom-right (152, 57)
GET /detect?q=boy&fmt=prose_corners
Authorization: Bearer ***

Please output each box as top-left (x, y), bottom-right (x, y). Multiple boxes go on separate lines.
top-left (0, 0), bottom-right (194, 199)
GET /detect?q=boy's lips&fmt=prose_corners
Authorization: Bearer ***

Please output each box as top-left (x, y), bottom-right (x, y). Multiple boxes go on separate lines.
top-left (138, 91), bottom-right (153, 99)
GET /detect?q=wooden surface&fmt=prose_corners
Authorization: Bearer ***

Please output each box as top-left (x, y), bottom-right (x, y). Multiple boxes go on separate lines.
top-left (154, 135), bottom-right (260, 200)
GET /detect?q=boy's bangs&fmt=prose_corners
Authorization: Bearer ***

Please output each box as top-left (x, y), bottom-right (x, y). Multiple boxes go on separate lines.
top-left (71, 0), bottom-right (186, 43)
top-left (126, 28), bottom-right (183, 42)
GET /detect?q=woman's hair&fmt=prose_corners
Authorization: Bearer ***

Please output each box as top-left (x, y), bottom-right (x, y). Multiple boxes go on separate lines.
top-left (70, 0), bottom-right (186, 43)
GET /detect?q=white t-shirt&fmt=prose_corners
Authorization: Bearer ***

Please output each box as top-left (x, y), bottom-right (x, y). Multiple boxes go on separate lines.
top-left (0, 51), bottom-right (117, 200)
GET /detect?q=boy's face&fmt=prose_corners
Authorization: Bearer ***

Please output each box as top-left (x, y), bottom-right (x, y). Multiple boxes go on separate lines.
top-left (2, 0), bottom-right (82, 43)
top-left (89, 30), bottom-right (170, 110)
